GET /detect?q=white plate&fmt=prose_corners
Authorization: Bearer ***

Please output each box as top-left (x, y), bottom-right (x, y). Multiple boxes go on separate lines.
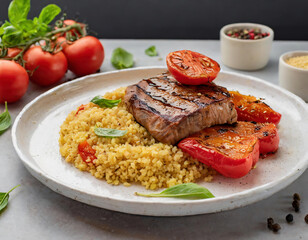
top-left (12, 67), bottom-right (308, 216)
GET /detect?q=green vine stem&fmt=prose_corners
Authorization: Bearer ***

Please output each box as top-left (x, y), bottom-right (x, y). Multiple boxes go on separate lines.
top-left (0, 23), bottom-right (85, 67)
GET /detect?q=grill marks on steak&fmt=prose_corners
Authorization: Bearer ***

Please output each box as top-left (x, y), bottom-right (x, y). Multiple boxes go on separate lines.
top-left (125, 73), bottom-right (237, 145)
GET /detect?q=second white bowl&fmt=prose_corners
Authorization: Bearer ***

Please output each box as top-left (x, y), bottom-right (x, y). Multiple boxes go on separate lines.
top-left (279, 51), bottom-right (308, 102)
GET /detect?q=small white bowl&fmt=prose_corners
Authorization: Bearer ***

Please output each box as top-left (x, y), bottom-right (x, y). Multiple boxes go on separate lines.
top-left (220, 23), bottom-right (274, 70)
top-left (279, 51), bottom-right (308, 102)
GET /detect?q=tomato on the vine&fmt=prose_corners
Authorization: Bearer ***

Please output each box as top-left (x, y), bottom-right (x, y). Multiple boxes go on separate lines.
top-left (62, 36), bottom-right (104, 76)
top-left (6, 48), bottom-right (22, 58)
top-left (56, 36), bottom-right (68, 50)
top-left (166, 50), bottom-right (220, 85)
top-left (57, 20), bottom-right (86, 38)
top-left (0, 60), bottom-right (29, 103)
top-left (23, 46), bottom-right (68, 86)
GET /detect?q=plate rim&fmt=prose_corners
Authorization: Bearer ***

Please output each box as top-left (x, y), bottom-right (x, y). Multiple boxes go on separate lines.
top-left (11, 66), bottom-right (308, 215)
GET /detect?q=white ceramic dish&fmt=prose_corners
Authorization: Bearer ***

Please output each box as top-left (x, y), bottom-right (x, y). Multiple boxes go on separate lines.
top-left (279, 51), bottom-right (308, 102)
top-left (12, 67), bottom-right (308, 216)
top-left (220, 23), bottom-right (274, 70)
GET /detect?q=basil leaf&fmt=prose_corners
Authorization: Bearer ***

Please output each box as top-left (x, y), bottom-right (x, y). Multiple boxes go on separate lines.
top-left (0, 193), bottom-right (9, 213)
top-left (35, 22), bottom-right (51, 36)
top-left (90, 96), bottom-right (121, 108)
top-left (0, 102), bottom-right (12, 135)
top-left (0, 185), bottom-right (20, 213)
top-left (111, 48), bottom-right (134, 69)
top-left (0, 22), bottom-right (11, 36)
top-left (94, 128), bottom-right (127, 138)
top-left (8, 0), bottom-right (30, 25)
top-left (1, 25), bottom-right (22, 45)
top-left (145, 45), bottom-right (158, 56)
top-left (135, 183), bottom-right (215, 199)
top-left (38, 4), bottom-right (61, 25)
top-left (18, 19), bottom-right (35, 31)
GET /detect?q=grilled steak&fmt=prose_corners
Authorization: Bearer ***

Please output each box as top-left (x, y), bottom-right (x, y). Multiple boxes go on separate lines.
top-left (124, 73), bottom-right (237, 145)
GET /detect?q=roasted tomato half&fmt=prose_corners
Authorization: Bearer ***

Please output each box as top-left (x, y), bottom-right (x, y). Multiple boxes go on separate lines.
top-left (230, 91), bottom-right (281, 125)
top-left (179, 134), bottom-right (260, 179)
top-left (178, 121), bottom-right (279, 178)
top-left (166, 50), bottom-right (220, 85)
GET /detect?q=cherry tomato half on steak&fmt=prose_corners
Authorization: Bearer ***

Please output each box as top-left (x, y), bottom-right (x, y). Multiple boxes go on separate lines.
top-left (166, 50), bottom-right (220, 85)
top-left (62, 36), bottom-right (104, 76)
top-left (23, 46), bottom-right (68, 86)
top-left (0, 60), bottom-right (29, 103)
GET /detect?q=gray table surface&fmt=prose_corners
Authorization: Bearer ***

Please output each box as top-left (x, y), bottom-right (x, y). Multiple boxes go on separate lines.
top-left (1, 40), bottom-right (308, 240)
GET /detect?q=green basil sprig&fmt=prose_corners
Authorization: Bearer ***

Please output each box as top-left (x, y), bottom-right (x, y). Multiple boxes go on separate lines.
top-left (0, 102), bottom-right (12, 135)
top-left (0, 0), bottom-right (61, 47)
top-left (0, 185), bottom-right (20, 213)
top-left (135, 183), bottom-right (215, 199)
top-left (94, 127), bottom-right (127, 138)
top-left (90, 96), bottom-right (121, 108)
top-left (145, 45), bottom-right (158, 56)
top-left (111, 47), bottom-right (134, 69)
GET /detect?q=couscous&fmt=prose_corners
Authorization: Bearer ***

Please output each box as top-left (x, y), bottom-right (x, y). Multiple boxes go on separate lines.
top-left (285, 55), bottom-right (308, 69)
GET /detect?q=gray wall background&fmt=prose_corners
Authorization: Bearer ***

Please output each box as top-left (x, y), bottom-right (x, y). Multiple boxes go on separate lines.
top-left (1, 0), bottom-right (307, 40)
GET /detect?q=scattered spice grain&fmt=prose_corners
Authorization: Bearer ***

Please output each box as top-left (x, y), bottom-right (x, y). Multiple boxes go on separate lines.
top-left (292, 200), bottom-right (300, 212)
top-left (272, 223), bottom-right (281, 233)
top-left (305, 215), bottom-right (308, 224)
top-left (267, 218), bottom-right (274, 230)
top-left (286, 214), bottom-right (293, 223)
top-left (293, 193), bottom-right (301, 201)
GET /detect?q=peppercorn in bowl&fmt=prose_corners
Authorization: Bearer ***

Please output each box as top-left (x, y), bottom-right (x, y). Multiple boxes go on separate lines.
top-left (220, 23), bottom-right (274, 70)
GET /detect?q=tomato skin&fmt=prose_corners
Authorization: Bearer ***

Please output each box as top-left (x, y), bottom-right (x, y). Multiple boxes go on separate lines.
top-left (62, 36), bottom-right (104, 76)
top-left (75, 104), bottom-right (86, 116)
top-left (58, 20), bottom-right (86, 37)
top-left (0, 60), bottom-right (29, 103)
top-left (78, 140), bottom-right (97, 163)
top-left (166, 50), bottom-right (220, 85)
top-left (6, 48), bottom-right (22, 58)
top-left (0, 48), bottom-right (22, 58)
top-left (23, 46), bottom-right (68, 86)
top-left (178, 121), bottom-right (279, 178)
top-left (230, 91), bottom-right (282, 125)
top-left (55, 37), bottom-right (68, 50)
top-left (178, 137), bottom-right (260, 178)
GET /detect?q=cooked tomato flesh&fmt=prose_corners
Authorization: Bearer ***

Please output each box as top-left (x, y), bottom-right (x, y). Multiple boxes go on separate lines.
top-left (78, 140), bottom-right (97, 163)
top-left (170, 51), bottom-right (217, 78)
top-left (230, 91), bottom-right (281, 125)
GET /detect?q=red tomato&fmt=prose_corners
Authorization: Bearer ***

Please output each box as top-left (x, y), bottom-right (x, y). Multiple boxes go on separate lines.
top-left (62, 36), bottom-right (104, 76)
top-left (0, 48), bottom-right (22, 58)
top-left (178, 136), bottom-right (260, 179)
top-left (166, 50), bottom-right (220, 85)
top-left (55, 36), bottom-right (68, 51)
top-left (23, 46), bottom-right (68, 86)
top-left (75, 104), bottom-right (86, 116)
top-left (78, 140), bottom-right (97, 163)
top-left (230, 91), bottom-right (282, 125)
top-left (56, 20), bottom-right (86, 38)
top-left (0, 60), bottom-right (29, 103)
top-left (7, 48), bottom-right (22, 58)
